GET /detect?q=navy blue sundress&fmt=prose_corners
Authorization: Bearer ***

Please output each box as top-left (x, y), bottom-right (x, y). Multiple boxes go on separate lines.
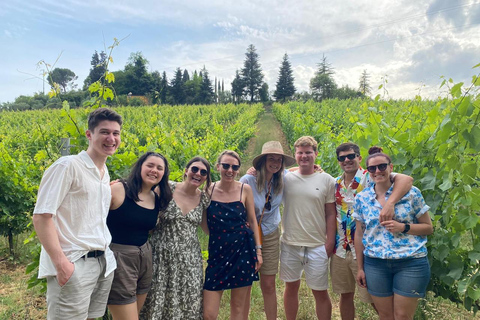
top-left (204, 183), bottom-right (259, 291)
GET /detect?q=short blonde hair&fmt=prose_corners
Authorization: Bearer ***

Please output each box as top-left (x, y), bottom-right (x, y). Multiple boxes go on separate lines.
top-left (294, 136), bottom-right (318, 152)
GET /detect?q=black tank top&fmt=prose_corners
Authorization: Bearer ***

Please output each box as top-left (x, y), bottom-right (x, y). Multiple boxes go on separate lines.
top-left (107, 193), bottom-right (159, 246)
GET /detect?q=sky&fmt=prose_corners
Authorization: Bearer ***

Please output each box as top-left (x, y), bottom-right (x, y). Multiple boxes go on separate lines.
top-left (1, 0), bottom-right (480, 104)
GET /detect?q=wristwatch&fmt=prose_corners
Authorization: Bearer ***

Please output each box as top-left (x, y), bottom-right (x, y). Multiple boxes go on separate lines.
top-left (402, 223), bottom-right (411, 234)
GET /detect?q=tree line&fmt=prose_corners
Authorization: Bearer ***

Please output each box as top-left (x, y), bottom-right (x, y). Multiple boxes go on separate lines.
top-left (1, 44), bottom-right (372, 111)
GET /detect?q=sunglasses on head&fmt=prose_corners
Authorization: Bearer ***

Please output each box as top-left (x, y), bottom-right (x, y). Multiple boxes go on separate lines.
top-left (337, 153), bottom-right (358, 162)
top-left (367, 163), bottom-right (389, 173)
top-left (191, 166), bottom-right (208, 177)
top-left (220, 163), bottom-right (240, 171)
top-left (264, 193), bottom-right (272, 211)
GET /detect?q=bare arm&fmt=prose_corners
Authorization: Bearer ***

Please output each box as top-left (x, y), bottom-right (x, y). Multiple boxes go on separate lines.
top-left (324, 202), bottom-right (336, 257)
top-left (354, 220), bottom-right (367, 288)
top-left (380, 211), bottom-right (433, 235)
top-left (380, 173), bottom-right (414, 222)
top-left (244, 184), bottom-right (263, 272)
top-left (110, 182), bottom-right (125, 210)
top-left (200, 209), bottom-right (209, 235)
top-left (32, 214), bottom-right (74, 286)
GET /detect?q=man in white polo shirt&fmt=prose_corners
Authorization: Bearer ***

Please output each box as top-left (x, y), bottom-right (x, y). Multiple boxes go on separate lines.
top-left (33, 108), bottom-right (122, 320)
top-left (281, 136), bottom-right (336, 320)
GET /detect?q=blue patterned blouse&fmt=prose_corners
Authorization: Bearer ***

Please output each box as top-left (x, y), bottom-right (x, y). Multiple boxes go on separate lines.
top-left (353, 184), bottom-right (430, 259)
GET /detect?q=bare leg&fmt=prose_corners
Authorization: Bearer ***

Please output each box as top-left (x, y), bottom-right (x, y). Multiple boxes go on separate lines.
top-left (393, 294), bottom-right (420, 320)
top-left (339, 292), bottom-right (354, 320)
top-left (243, 286), bottom-right (251, 320)
top-left (371, 295), bottom-right (394, 320)
top-left (203, 290), bottom-right (223, 320)
top-left (260, 274), bottom-right (277, 320)
top-left (311, 289), bottom-right (331, 320)
top-left (108, 302), bottom-right (139, 320)
top-left (284, 280), bottom-right (300, 320)
top-left (230, 286), bottom-right (251, 320)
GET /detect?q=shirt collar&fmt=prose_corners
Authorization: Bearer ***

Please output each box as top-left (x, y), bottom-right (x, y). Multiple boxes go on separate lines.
top-left (78, 150), bottom-right (97, 169)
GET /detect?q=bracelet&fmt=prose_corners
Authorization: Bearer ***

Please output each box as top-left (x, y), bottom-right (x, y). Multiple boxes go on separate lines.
top-left (255, 245), bottom-right (262, 249)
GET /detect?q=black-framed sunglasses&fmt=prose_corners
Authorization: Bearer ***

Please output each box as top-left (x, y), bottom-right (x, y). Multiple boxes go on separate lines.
top-left (220, 163), bottom-right (240, 171)
top-left (337, 153), bottom-right (358, 162)
top-left (191, 166), bottom-right (208, 177)
top-left (264, 193), bottom-right (272, 211)
top-left (366, 163), bottom-right (389, 173)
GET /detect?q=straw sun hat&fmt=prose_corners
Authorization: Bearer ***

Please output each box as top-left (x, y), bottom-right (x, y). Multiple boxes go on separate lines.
top-left (252, 141), bottom-right (296, 169)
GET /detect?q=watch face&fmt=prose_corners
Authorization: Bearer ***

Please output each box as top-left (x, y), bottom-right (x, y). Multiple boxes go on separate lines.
top-left (403, 224), bottom-right (411, 233)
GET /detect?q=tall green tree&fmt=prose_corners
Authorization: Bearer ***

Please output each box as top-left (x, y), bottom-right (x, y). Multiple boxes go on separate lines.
top-left (83, 50), bottom-right (107, 89)
top-left (274, 53), bottom-right (296, 102)
top-left (358, 69), bottom-right (372, 96)
top-left (182, 69), bottom-right (190, 83)
top-left (259, 82), bottom-right (270, 102)
top-left (241, 44), bottom-right (264, 103)
top-left (124, 52), bottom-right (154, 95)
top-left (231, 70), bottom-right (244, 104)
top-left (48, 68), bottom-right (77, 93)
top-left (160, 71), bottom-right (168, 104)
top-left (199, 66), bottom-right (214, 104)
top-left (170, 68), bottom-right (186, 105)
top-left (310, 54), bottom-right (337, 101)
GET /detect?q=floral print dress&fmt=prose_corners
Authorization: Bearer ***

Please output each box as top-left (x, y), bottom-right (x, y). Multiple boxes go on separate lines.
top-left (141, 181), bottom-right (210, 320)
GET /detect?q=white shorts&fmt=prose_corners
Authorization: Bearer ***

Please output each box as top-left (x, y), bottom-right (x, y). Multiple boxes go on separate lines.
top-left (279, 242), bottom-right (329, 291)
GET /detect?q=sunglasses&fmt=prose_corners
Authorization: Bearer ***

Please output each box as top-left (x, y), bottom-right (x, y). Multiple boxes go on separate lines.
top-left (220, 163), bottom-right (240, 171)
top-left (264, 193), bottom-right (272, 211)
top-left (191, 166), bottom-right (208, 177)
top-left (337, 153), bottom-right (358, 162)
top-left (366, 163), bottom-right (389, 173)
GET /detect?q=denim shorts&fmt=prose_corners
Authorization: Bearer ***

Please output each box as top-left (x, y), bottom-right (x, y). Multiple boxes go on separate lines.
top-left (364, 256), bottom-right (430, 298)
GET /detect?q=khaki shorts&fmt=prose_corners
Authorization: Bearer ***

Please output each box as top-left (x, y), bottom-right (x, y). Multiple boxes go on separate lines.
top-left (259, 226), bottom-right (280, 275)
top-left (46, 255), bottom-right (113, 320)
top-left (108, 242), bottom-right (153, 305)
top-left (330, 251), bottom-right (373, 303)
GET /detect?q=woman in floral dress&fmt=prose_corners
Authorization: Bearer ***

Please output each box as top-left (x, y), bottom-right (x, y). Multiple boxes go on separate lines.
top-left (141, 156), bottom-right (211, 320)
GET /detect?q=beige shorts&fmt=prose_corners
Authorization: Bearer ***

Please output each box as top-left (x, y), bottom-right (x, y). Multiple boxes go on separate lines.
top-left (108, 242), bottom-right (153, 305)
top-left (46, 255), bottom-right (113, 320)
top-left (330, 251), bottom-right (373, 303)
top-left (259, 226), bottom-right (280, 275)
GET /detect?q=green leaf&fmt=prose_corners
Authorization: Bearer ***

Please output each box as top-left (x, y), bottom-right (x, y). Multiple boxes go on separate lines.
top-left (467, 287), bottom-right (480, 300)
top-left (450, 82), bottom-right (463, 98)
top-left (446, 259), bottom-right (464, 280)
top-left (420, 170), bottom-right (436, 190)
top-left (468, 251), bottom-right (480, 262)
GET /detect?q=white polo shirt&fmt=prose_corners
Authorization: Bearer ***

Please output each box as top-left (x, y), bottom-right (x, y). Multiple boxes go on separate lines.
top-left (33, 150), bottom-right (116, 278)
top-left (282, 171), bottom-right (336, 247)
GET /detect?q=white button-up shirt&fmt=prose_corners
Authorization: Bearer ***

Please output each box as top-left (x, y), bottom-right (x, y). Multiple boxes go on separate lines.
top-left (33, 150), bottom-right (116, 278)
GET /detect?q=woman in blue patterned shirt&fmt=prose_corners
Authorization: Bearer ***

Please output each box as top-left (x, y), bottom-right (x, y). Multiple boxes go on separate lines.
top-left (353, 146), bottom-right (433, 320)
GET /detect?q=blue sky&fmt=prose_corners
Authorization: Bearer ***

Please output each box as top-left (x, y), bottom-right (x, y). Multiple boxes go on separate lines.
top-left (1, 0), bottom-right (479, 103)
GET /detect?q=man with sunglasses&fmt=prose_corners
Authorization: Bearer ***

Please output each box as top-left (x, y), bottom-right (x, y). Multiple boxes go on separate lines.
top-left (331, 142), bottom-right (413, 320)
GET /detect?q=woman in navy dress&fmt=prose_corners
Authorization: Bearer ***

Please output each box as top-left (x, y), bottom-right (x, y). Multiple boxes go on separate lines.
top-left (203, 150), bottom-right (263, 320)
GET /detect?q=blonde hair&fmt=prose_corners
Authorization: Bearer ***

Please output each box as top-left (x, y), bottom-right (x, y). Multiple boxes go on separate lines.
top-left (294, 136), bottom-right (318, 152)
top-left (216, 150), bottom-right (241, 167)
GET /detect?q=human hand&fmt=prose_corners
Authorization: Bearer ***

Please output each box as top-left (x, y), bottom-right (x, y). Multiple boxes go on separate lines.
top-left (380, 220), bottom-right (404, 233)
top-left (379, 202), bottom-right (394, 222)
top-left (56, 259), bottom-right (75, 287)
top-left (325, 241), bottom-right (334, 258)
top-left (109, 179), bottom-right (120, 186)
top-left (313, 164), bottom-right (324, 173)
top-left (246, 167), bottom-right (257, 176)
top-left (255, 252), bottom-right (263, 273)
top-left (356, 269), bottom-right (367, 288)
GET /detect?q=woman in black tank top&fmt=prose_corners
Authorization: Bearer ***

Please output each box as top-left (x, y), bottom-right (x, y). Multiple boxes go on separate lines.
top-left (106, 152), bottom-right (172, 319)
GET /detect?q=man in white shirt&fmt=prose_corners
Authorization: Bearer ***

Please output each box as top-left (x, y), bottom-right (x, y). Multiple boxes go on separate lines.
top-left (281, 136), bottom-right (336, 320)
top-left (33, 108), bottom-right (122, 320)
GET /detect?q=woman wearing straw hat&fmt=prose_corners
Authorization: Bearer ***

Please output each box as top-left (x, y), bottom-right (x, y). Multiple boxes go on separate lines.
top-left (239, 141), bottom-right (295, 320)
